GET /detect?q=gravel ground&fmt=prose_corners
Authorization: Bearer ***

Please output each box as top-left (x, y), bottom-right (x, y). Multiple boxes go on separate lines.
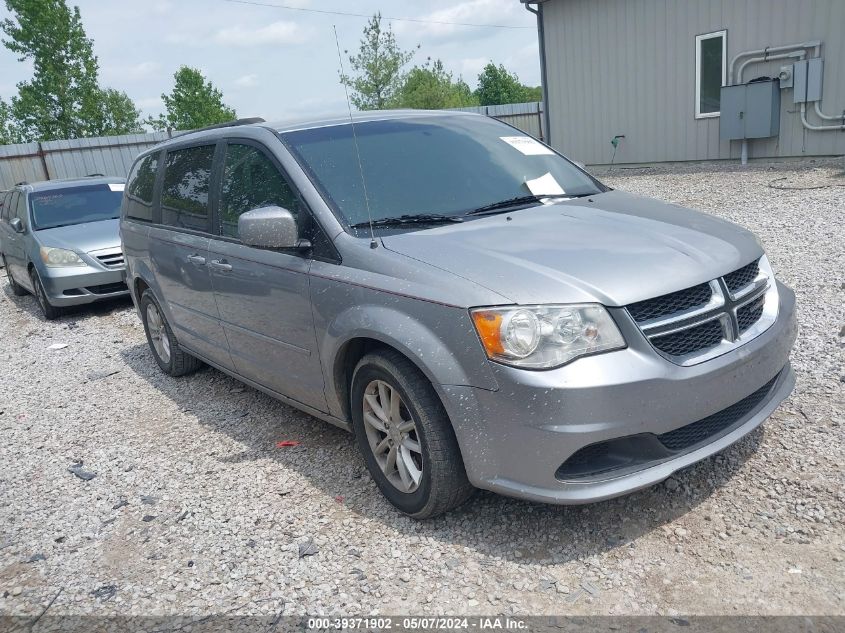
top-left (1, 159), bottom-right (843, 618)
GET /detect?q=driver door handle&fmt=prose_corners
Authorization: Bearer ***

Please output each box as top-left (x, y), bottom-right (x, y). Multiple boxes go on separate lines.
top-left (187, 254), bottom-right (206, 266)
top-left (209, 259), bottom-right (233, 272)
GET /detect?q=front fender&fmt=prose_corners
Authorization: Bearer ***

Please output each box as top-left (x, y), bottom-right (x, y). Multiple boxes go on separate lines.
top-left (318, 301), bottom-right (499, 421)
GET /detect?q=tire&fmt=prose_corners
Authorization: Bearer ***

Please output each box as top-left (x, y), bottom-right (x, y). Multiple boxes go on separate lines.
top-left (29, 268), bottom-right (62, 320)
top-left (350, 349), bottom-right (474, 518)
top-left (3, 256), bottom-right (27, 296)
top-left (139, 289), bottom-right (202, 377)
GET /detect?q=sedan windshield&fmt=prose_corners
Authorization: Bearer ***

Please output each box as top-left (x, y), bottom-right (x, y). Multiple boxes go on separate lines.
top-left (30, 184), bottom-right (123, 230)
top-left (281, 115), bottom-right (605, 231)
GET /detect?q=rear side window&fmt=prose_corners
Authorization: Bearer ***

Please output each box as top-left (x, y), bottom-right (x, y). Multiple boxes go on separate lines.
top-left (125, 154), bottom-right (159, 221)
top-left (161, 145), bottom-right (215, 232)
top-left (0, 192), bottom-right (8, 220)
top-left (220, 143), bottom-right (301, 239)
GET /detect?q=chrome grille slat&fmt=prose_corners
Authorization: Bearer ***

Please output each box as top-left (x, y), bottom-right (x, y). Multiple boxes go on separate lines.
top-left (93, 250), bottom-right (125, 269)
top-left (625, 257), bottom-right (776, 366)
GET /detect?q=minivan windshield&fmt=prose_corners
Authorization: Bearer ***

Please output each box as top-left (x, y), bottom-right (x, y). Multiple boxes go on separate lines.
top-left (30, 184), bottom-right (124, 230)
top-left (281, 114), bottom-right (605, 231)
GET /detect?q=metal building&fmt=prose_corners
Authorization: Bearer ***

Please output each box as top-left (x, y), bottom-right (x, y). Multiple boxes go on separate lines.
top-left (522, 0), bottom-right (845, 165)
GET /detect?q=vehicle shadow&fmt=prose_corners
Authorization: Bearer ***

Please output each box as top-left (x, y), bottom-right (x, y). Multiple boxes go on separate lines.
top-left (119, 341), bottom-right (764, 565)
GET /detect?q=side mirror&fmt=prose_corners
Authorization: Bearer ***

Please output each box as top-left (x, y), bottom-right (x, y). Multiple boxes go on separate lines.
top-left (9, 217), bottom-right (24, 233)
top-left (238, 206), bottom-right (300, 249)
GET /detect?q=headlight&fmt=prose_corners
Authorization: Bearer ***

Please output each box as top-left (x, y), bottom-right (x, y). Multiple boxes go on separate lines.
top-left (471, 304), bottom-right (626, 369)
top-left (40, 246), bottom-right (85, 268)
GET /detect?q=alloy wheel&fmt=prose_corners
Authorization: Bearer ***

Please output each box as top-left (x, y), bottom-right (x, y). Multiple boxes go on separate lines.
top-left (362, 379), bottom-right (423, 493)
top-left (146, 303), bottom-right (171, 364)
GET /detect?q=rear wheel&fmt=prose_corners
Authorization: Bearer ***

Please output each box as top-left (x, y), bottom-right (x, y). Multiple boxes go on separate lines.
top-left (3, 256), bottom-right (27, 296)
top-left (29, 268), bottom-right (62, 320)
top-left (350, 350), bottom-right (474, 518)
top-left (139, 289), bottom-right (201, 377)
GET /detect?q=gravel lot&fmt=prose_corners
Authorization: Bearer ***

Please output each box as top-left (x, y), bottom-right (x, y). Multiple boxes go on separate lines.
top-left (1, 159), bottom-right (843, 618)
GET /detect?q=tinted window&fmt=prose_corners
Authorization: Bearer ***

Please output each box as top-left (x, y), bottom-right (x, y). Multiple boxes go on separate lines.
top-left (29, 185), bottom-right (123, 230)
top-left (220, 143), bottom-right (300, 239)
top-left (161, 145), bottom-right (215, 232)
top-left (696, 31), bottom-right (725, 116)
top-left (282, 115), bottom-right (603, 231)
top-left (0, 192), bottom-right (8, 220)
top-left (125, 154), bottom-right (159, 221)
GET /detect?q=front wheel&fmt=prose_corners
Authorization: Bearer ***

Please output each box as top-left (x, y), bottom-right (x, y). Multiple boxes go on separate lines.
top-left (139, 289), bottom-right (202, 377)
top-left (29, 268), bottom-right (62, 320)
top-left (350, 350), bottom-right (474, 518)
top-left (3, 256), bottom-right (27, 296)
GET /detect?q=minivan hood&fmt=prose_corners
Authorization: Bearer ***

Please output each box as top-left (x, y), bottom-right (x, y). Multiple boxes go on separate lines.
top-left (34, 218), bottom-right (121, 254)
top-left (382, 190), bottom-right (763, 306)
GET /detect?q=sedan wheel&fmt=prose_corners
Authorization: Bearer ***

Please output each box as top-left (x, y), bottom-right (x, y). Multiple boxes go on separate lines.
top-left (362, 379), bottom-right (423, 493)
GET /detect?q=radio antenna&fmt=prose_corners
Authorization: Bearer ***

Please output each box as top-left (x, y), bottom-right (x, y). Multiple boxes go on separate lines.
top-left (333, 25), bottom-right (377, 249)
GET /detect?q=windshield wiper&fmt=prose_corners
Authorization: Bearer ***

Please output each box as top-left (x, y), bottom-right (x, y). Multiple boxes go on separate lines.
top-left (463, 193), bottom-right (592, 216)
top-left (350, 213), bottom-right (464, 229)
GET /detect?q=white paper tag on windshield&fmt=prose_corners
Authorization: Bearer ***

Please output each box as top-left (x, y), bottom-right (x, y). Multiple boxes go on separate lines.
top-left (108, 183), bottom-right (125, 192)
top-left (500, 135), bottom-right (554, 155)
top-left (525, 172), bottom-right (565, 196)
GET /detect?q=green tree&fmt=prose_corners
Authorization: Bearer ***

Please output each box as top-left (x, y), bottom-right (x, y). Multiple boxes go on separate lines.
top-left (92, 88), bottom-right (144, 136)
top-left (397, 59), bottom-right (478, 110)
top-left (475, 62), bottom-right (538, 106)
top-left (1, 0), bottom-right (142, 141)
top-left (341, 13), bottom-right (415, 110)
top-left (0, 97), bottom-right (24, 144)
top-left (146, 66), bottom-right (236, 131)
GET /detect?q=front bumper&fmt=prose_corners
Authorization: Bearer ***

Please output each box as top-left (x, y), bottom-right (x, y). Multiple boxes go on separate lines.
top-left (440, 282), bottom-right (797, 504)
top-left (39, 264), bottom-right (128, 306)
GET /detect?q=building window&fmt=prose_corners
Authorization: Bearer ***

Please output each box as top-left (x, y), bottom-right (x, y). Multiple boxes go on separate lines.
top-left (695, 30), bottom-right (727, 119)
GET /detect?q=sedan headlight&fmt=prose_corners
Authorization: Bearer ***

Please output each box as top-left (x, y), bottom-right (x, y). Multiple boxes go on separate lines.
top-left (40, 246), bottom-right (85, 268)
top-left (471, 304), bottom-right (626, 369)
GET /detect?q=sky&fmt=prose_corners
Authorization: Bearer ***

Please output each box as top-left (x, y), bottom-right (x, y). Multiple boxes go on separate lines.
top-left (0, 0), bottom-right (540, 124)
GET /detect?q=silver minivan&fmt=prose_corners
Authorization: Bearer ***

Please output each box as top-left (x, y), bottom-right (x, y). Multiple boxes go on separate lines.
top-left (120, 112), bottom-right (796, 518)
top-left (1, 177), bottom-right (129, 319)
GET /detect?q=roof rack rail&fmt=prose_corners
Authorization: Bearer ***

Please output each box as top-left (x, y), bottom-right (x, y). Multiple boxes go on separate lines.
top-left (15, 181), bottom-right (28, 186)
top-left (87, 173), bottom-right (105, 177)
top-left (173, 117), bottom-right (266, 138)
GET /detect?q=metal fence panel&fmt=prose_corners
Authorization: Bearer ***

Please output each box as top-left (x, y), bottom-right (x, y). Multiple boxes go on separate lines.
top-left (0, 131), bottom-right (170, 189)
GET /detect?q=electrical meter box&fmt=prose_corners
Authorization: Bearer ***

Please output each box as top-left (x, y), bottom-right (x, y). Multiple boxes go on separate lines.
top-left (719, 79), bottom-right (780, 140)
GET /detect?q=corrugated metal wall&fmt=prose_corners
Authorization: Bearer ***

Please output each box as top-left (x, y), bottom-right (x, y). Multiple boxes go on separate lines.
top-left (0, 131), bottom-right (170, 189)
top-left (540, 0), bottom-right (845, 164)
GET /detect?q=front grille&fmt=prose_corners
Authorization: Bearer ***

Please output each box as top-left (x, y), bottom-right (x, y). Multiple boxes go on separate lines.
top-left (737, 294), bottom-right (766, 334)
top-left (95, 251), bottom-right (125, 269)
top-left (657, 374), bottom-right (778, 451)
top-left (724, 260), bottom-right (759, 294)
top-left (85, 282), bottom-right (127, 295)
top-left (650, 319), bottom-right (724, 356)
top-left (625, 258), bottom-right (770, 364)
top-left (626, 283), bottom-right (712, 323)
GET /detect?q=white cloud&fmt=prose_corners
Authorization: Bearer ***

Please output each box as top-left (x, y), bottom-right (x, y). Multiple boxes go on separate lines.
top-left (234, 73), bottom-right (259, 88)
top-left (394, 0), bottom-right (530, 41)
top-left (136, 97), bottom-right (163, 110)
top-left (459, 57), bottom-right (488, 83)
top-left (215, 21), bottom-right (307, 47)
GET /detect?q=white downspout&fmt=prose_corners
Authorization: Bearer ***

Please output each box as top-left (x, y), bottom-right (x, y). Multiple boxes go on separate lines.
top-left (813, 101), bottom-right (845, 122)
top-left (736, 50), bottom-right (805, 84)
top-left (801, 103), bottom-right (845, 131)
top-left (728, 41), bottom-right (821, 85)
